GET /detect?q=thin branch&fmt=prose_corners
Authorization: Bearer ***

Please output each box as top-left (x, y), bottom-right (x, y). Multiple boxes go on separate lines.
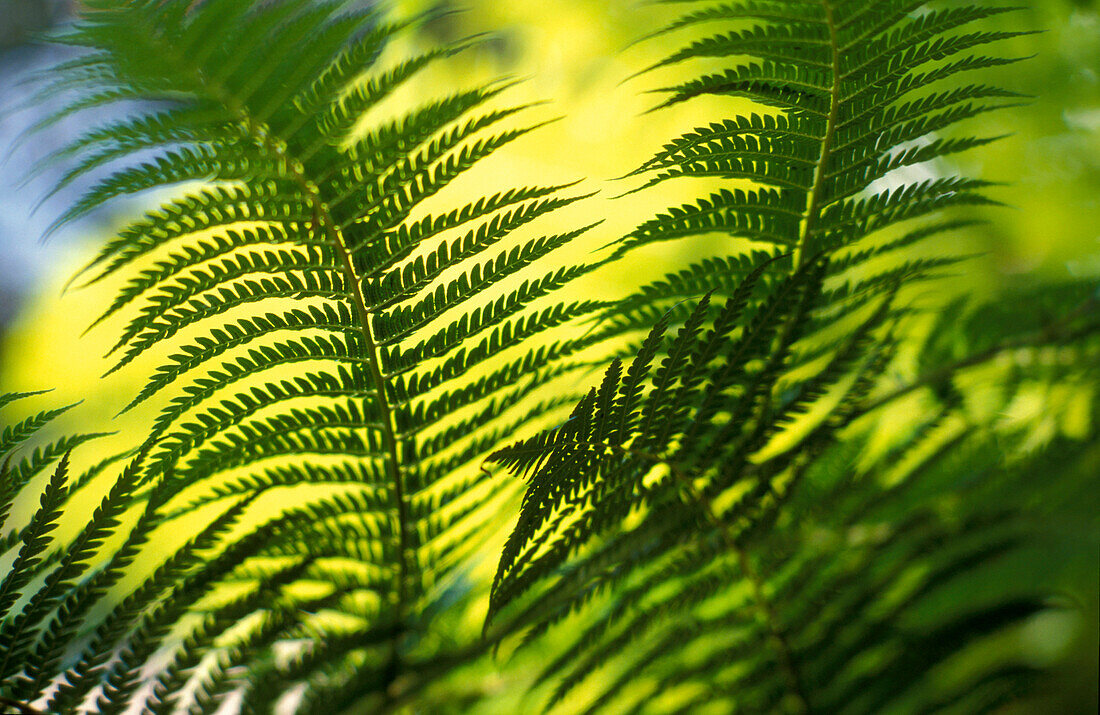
top-left (794, 0), bottom-right (842, 270)
top-left (857, 312), bottom-right (1100, 419)
top-left (567, 436), bottom-right (813, 714)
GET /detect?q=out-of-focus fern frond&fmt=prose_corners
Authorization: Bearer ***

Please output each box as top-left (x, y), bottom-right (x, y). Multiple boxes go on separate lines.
top-left (488, 276), bottom-right (1100, 713)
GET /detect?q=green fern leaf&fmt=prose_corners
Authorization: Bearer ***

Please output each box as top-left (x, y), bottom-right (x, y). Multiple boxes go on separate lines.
top-left (485, 2), bottom-right (1098, 712)
top-left (31, 0), bottom-right (603, 709)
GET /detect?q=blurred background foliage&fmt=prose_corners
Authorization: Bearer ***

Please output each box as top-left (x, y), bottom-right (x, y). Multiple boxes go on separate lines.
top-left (0, 0), bottom-right (1097, 712)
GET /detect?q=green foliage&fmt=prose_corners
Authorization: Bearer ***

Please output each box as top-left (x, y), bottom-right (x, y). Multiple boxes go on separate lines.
top-left (8, 0), bottom-right (601, 711)
top-left (0, 394), bottom-right (152, 711)
top-left (0, 1), bottom-right (1096, 714)
top-left (486, 1), bottom-right (1100, 712)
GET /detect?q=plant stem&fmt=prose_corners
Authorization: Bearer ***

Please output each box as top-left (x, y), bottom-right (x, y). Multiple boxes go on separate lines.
top-left (795, 0), bottom-right (841, 270)
top-left (858, 315), bottom-right (1100, 419)
top-left (672, 463), bottom-right (812, 714)
top-left (575, 440), bottom-right (813, 713)
top-left (145, 13), bottom-right (414, 648)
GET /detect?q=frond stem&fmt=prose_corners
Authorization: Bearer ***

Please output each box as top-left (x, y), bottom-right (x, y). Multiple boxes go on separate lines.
top-left (139, 21), bottom-right (414, 624)
top-left (857, 311), bottom-right (1100, 419)
top-left (306, 200), bottom-right (411, 613)
top-left (577, 438), bottom-right (812, 713)
top-left (673, 467), bottom-right (812, 715)
top-left (794, 0), bottom-right (841, 269)
top-left (755, 5), bottom-right (838, 694)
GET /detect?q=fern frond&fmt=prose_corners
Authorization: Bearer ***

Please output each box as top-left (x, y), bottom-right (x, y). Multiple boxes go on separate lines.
top-left (487, 283), bottom-right (1098, 712)
top-left (33, 0), bottom-right (603, 709)
top-left (484, 3), bottom-right (1097, 712)
top-left (0, 454), bottom-right (70, 634)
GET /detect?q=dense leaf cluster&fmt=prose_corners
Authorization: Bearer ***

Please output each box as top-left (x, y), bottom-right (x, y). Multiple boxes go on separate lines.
top-left (487, 0), bottom-right (1099, 712)
top-left (1, 1), bottom-right (1097, 714)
